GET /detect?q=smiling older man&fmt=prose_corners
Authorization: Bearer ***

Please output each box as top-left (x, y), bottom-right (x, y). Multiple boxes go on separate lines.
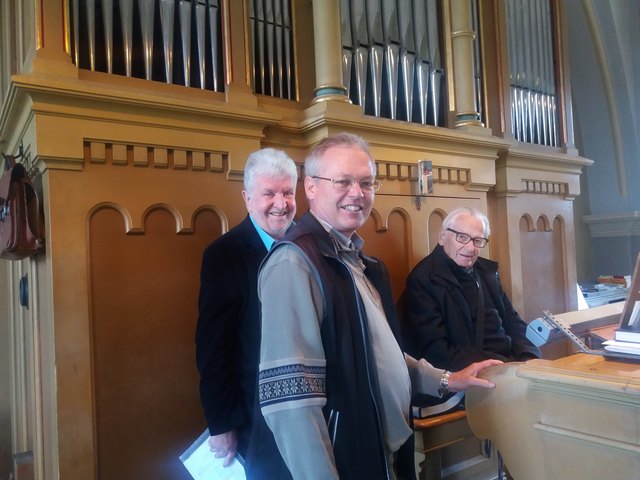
top-left (401, 207), bottom-right (541, 373)
top-left (195, 148), bottom-right (297, 475)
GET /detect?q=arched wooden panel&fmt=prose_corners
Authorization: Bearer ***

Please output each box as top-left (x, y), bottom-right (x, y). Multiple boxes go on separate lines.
top-left (360, 209), bottom-right (411, 302)
top-left (89, 205), bottom-right (223, 480)
top-left (519, 214), bottom-right (567, 322)
top-left (427, 209), bottom-right (446, 254)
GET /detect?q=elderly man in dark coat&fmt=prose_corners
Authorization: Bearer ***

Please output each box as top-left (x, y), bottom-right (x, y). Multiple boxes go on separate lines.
top-left (402, 207), bottom-right (541, 372)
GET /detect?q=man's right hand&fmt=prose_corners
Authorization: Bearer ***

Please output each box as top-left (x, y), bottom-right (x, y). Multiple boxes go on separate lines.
top-left (448, 359), bottom-right (503, 392)
top-left (208, 430), bottom-right (238, 467)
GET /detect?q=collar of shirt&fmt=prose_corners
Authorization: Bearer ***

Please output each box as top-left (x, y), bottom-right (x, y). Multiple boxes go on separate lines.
top-left (249, 215), bottom-right (278, 251)
top-left (309, 210), bottom-right (365, 253)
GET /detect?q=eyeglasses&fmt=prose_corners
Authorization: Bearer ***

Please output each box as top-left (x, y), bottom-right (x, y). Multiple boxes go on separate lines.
top-left (312, 176), bottom-right (381, 193)
top-left (446, 228), bottom-right (489, 248)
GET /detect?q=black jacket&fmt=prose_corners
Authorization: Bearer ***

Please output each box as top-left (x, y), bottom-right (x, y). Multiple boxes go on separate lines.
top-left (402, 244), bottom-right (541, 372)
top-left (196, 215), bottom-right (265, 450)
top-left (195, 215), bottom-right (288, 479)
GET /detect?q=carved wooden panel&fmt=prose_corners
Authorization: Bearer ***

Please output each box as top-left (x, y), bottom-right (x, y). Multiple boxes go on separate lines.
top-left (89, 205), bottom-right (223, 479)
top-left (520, 214), bottom-right (568, 320)
top-left (360, 208), bottom-right (412, 302)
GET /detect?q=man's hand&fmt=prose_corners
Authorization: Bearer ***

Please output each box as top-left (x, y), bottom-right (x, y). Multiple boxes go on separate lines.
top-left (208, 430), bottom-right (238, 467)
top-left (448, 359), bottom-right (503, 393)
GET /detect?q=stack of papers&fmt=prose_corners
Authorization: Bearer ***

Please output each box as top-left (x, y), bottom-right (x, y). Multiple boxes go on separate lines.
top-left (603, 339), bottom-right (640, 356)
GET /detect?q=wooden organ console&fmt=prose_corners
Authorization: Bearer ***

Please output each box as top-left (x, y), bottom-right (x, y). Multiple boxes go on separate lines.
top-left (465, 353), bottom-right (640, 479)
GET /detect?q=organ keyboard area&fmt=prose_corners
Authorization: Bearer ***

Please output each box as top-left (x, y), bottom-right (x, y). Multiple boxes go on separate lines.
top-left (465, 348), bottom-right (640, 479)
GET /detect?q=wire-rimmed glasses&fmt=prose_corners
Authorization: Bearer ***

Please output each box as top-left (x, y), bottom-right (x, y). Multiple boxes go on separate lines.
top-left (312, 176), bottom-right (381, 193)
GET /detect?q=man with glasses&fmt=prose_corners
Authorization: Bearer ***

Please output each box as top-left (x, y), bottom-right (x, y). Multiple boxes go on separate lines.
top-left (255, 134), bottom-right (501, 479)
top-left (401, 207), bottom-right (541, 374)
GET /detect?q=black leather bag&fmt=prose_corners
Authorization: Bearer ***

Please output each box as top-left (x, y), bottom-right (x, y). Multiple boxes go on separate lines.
top-left (0, 154), bottom-right (43, 260)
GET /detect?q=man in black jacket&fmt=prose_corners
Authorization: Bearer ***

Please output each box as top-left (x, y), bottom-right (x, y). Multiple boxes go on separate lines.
top-left (195, 147), bottom-right (297, 472)
top-left (402, 207), bottom-right (541, 372)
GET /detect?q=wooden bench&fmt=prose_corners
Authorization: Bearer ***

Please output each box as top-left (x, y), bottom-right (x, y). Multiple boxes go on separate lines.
top-left (413, 410), bottom-right (470, 479)
top-left (413, 409), bottom-right (506, 480)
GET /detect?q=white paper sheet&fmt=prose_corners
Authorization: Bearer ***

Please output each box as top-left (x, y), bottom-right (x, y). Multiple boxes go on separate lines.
top-left (180, 429), bottom-right (246, 480)
top-left (603, 339), bottom-right (640, 355)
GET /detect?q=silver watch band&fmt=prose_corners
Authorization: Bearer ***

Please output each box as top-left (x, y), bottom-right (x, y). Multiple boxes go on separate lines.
top-left (438, 370), bottom-right (452, 397)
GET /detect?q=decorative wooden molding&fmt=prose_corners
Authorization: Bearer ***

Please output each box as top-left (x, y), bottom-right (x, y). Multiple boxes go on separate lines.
top-left (375, 160), bottom-right (470, 186)
top-left (84, 140), bottom-right (228, 173)
top-left (495, 145), bottom-right (591, 199)
top-left (522, 179), bottom-right (569, 196)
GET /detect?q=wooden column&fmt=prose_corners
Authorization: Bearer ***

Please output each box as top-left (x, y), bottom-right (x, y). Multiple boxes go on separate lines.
top-left (310, 0), bottom-right (350, 103)
top-left (450, 0), bottom-right (482, 128)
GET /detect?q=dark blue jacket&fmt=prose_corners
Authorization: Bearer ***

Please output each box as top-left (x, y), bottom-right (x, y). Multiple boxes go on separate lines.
top-left (196, 215), bottom-right (288, 478)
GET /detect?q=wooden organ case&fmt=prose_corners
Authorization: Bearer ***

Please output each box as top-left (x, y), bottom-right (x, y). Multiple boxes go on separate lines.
top-left (466, 353), bottom-right (640, 479)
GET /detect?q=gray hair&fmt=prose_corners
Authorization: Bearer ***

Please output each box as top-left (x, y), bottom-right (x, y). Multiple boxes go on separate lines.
top-left (304, 132), bottom-right (376, 177)
top-left (442, 207), bottom-right (491, 237)
top-left (243, 148), bottom-right (298, 193)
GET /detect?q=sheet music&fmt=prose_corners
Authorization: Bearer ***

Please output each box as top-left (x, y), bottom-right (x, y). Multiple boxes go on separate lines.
top-left (180, 429), bottom-right (246, 480)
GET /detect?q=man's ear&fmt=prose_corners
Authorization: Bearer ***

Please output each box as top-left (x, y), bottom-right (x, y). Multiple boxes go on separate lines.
top-left (304, 176), bottom-right (316, 200)
top-left (241, 190), bottom-right (251, 210)
top-left (438, 231), bottom-right (445, 246)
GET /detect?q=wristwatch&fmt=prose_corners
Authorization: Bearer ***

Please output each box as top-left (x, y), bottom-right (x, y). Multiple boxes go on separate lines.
top-left (438, 370), bottom-right (452, 397)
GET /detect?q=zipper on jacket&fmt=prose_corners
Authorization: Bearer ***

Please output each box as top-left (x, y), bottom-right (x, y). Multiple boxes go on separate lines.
top-left (327, 409), bottom-right (340, 445)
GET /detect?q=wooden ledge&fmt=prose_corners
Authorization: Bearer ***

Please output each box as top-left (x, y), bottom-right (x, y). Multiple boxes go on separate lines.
top-left (413, 410), bottom-right (467, 430)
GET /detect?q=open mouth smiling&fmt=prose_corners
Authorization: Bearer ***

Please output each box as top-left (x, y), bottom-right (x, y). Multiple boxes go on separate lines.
top-left (341, 205), bottom-right (363, 212)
